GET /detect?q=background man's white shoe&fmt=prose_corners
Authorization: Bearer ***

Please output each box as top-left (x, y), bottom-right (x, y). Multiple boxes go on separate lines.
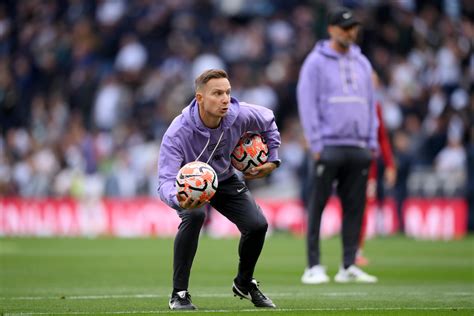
top-left (301, 265), bottom-right (330, 284)
top-left (334, 265), bottom-right (378, 283)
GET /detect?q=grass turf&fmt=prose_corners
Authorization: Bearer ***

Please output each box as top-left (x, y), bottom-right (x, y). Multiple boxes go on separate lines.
top-left (0, 234), bottom-right (473, 315)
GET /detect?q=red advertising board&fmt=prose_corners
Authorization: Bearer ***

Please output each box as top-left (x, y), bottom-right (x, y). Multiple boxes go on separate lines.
top-left (403, 198), bottom-right (467, 240)
top-left (0, 197), bottom-right (468, 239)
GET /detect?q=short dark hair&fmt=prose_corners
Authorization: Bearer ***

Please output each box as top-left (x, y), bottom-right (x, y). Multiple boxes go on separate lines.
top-left (195, 69), bottom-right (228, 91)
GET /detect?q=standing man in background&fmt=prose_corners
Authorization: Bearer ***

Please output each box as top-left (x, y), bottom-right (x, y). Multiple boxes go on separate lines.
top-left (297, 7), bottom-right (379, 284)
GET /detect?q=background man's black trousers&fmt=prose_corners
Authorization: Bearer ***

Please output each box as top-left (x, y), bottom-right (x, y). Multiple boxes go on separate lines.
top-left (173, 174), bottom-right (268, 290)
top-left (306, 146), bottom-right (372, 268)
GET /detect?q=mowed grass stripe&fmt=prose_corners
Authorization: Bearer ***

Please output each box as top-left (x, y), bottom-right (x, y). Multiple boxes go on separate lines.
top-left (2, 290), bottom-right (473, 300)
top-left (4, 307), bottom-right (474, 316)
top-left (1, 235), bottom-right (473, 315)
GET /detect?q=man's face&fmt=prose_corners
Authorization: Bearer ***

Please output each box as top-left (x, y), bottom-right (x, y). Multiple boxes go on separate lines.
top-left (196, 78), bottom-right (231, 119)
top-left (328, 24), bottom-right (359, 48)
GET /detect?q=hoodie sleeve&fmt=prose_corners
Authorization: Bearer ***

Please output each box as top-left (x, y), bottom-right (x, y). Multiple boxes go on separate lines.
top-left (158, 134), bottom-right (183, 210)
top-left (242, 104), bottom-right (281, 162)
top-left (297, 55), bottom-right (323, 154)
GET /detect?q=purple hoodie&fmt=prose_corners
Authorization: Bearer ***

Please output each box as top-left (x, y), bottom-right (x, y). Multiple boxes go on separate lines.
top-left (297, 40), bottom-right (378, 154)
top-left (158, 97), bottom-right (281, 210)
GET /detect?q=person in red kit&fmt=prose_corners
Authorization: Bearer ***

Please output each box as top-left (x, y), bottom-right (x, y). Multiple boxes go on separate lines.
top-left (356, 73), bottom-right (397, 266)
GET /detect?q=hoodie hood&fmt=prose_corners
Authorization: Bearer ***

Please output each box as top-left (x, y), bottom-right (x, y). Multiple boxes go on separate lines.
top-left (314, 40), bottom-right (361, 59)
top-left (181, 97), bottom-right (240, 136)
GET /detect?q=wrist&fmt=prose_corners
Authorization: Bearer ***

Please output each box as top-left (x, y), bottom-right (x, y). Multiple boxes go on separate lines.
top-left (269, 160), bottom-right (281, 168)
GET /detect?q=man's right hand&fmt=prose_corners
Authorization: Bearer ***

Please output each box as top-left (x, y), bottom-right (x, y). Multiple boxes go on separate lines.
top-left (313, 152), bottom-right (321, 161)
top-left (178, 195), bottom-right (208, 209)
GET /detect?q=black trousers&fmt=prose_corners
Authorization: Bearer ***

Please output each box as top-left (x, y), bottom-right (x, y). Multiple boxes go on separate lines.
top-left (173, 174), bottom-right (268, 290)
top-left (306, 146), bottom-right (372, 268)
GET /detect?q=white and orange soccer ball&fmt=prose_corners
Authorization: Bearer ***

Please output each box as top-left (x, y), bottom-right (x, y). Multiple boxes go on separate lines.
top-left (176, 161), bottom-right (218, 203)
top-left (231, 132), bottom-right (268, 173)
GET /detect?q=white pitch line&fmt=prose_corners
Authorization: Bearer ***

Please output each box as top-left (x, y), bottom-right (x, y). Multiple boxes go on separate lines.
top-left (3, 307), bottom-right (474, 316)
top-left (1, 294), bottom-right (166, 300)
top-left (444, 292), bottom-right (473, 296)
top-left (322, 292), bottom-right (367, 296)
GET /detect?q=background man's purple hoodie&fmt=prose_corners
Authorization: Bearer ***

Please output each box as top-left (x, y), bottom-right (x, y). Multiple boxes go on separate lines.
top-left (297, 40), bottom-right (378, 154)
top-left (158, 97), bottom-right (281, 210)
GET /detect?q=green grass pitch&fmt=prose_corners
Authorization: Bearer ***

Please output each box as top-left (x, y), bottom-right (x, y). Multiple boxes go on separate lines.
top-left (1, 234), bottom-right (473, 315)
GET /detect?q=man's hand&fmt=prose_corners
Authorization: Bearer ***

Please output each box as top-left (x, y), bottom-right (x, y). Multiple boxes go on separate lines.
top-left (313, 152), bottom-right (321, 161)
top-left (177, 195), bottom-right (208, 209)
top-left (384, 166), bottom-right (397, 188)
top-left (244, 162), bottom-right (277, 180)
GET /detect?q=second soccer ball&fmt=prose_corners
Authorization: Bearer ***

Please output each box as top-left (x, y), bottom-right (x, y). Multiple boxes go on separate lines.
top-left (231, 132), bottom-right (268, 173)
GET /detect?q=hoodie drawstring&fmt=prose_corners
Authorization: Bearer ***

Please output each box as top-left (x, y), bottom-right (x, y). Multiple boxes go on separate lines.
top-left (195, 138), bottom-right (210, 162)
top-left (338, 59), bottom-right (349, 94)
top-left (195, 131), bottom-right (225, 164)
top-left (349, 57), bottom-right (359, 92)
top-left (339, 58), bottom-right (359, 93)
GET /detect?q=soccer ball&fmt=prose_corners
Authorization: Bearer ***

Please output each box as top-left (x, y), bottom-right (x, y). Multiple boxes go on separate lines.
top-left (231, 132), bottom-right (268, 173)
top-left (176, 161), bottom-right (218, 203)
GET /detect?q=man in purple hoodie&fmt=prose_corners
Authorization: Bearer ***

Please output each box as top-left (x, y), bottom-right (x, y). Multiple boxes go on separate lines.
top-left (158, 69), bottom-right (281, 310)
top-left (297, 7), bottom-right (378, 284)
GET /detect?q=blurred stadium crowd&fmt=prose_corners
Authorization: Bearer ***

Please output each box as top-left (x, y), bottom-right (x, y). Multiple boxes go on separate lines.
top-left (0, 0), bottom-right (472, 209)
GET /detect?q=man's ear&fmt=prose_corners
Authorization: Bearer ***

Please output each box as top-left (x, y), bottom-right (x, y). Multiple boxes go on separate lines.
top-left (196, 92), bottom-right (203, 103)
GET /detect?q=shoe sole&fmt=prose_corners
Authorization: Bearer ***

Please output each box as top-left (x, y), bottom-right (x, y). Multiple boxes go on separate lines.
top-left (169, 301), bottom-right (197, 310)
top-left (168, 304), bottom-right (197, 310)
top-left (356, 258), bottom-right (370, 266)
top-left (301, 278), bottom-right (330, 284)
top-left (334, 277), bottom-right (377, 283)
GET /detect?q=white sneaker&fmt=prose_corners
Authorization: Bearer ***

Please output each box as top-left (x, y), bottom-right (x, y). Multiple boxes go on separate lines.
top-left (301, 265), bottom-right (330, 284)
top-left (334, 265), bottom-right (378, 283)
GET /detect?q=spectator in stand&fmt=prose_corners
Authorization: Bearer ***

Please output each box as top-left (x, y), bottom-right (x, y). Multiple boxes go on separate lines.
top-left (392, 129), bottom-right (413, 233)
top-left (434, 115), bottom-right (467, 173)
